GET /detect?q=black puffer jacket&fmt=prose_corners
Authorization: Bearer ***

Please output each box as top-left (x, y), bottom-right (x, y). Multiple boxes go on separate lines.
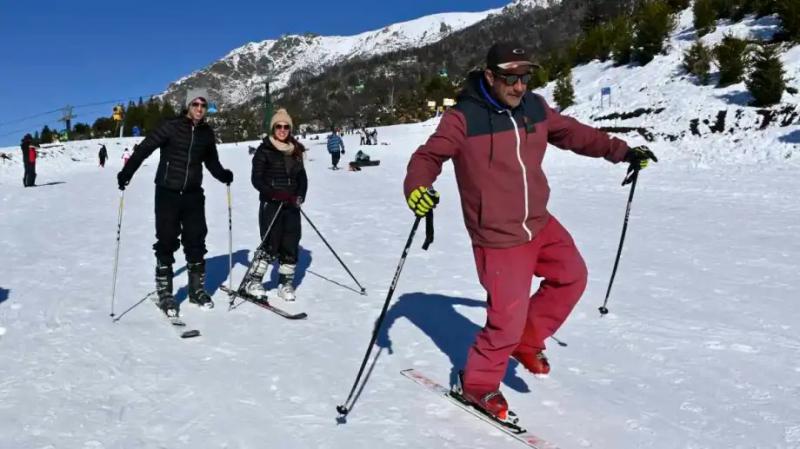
top-left (20, 136), bottom-right (31, 164)
top-left (121, 117), bottom-right (227, 192)
top-left (251, 137), bottom-right (308, 202)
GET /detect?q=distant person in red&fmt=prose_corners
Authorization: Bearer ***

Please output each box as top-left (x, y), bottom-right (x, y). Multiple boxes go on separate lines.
top-left (403, 42), bottom-right (657, 422)
top-left (20, 134), bottom-right (37, 187)
top-left (20, 134), bottom-right (31, 187)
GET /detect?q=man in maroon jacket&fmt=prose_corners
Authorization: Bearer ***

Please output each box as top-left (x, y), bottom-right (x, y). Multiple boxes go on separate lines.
top-left (404, 42), bottom-right (656, 421)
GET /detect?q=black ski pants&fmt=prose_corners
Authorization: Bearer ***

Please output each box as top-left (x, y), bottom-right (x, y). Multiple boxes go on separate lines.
top-left (330, 152), bottom-right (341, 168)
top-left (258, 200), bottom-right (301, 265)
top-left (153, 186), bottom-right (208, 265)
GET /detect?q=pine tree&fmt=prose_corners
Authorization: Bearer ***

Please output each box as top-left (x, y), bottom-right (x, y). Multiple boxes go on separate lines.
top-left (553, 70), bottom-right (576, 111)
top-left (40, 125), bottom-right (53, 144)
top-left (667, 0), bottom-right (691, 12)
top-left (746, 44), bottom-right (786, 105)
top-left (713, 0), bottom-right (738, 19)
top-left (694, 0), bottom-right (717, 36)
top-left (776, 0), bottom-right (800, 42)
top-left (714, 34), bottom-right (750, 86)
top-left (528, 66), bottom-right (550, 89)
top-left (683, 40), bottom-right (713, 84)
top-left (610, 16), bottom-right (635, 65)
top-left (161, 101), bottom-right (177, 122)
top-left (144, 97), bottom-right (162, 133)
top-left (634, 0), bottom-right (678, 65)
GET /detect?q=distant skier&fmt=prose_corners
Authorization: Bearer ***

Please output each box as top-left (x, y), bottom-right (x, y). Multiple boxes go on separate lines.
top-left (26, 143), bottom-right (37, 187)
top-left (98, 145), bottom-right (108, 168)
top-left (116, 91), bottom-right (234, 316)
top-left (242, 108), bottom-right (308, 302)
top-left (326, 127), bottom-right (345, 170)
top-left (121, 148), bottom-right (131, 166)
top-left (403, 41), bottom-right (657, 422)
top-left (20, 134), bottom-right (33, 187)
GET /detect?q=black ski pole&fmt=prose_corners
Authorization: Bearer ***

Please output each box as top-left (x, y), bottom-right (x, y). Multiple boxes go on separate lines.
top-left (110, 190), bottom-right (125, 318)
top-left (228, 202), bottom-right (284, 308)
top-left (227, 185), bottom-right (234, 293)
top-left (300, 208), bottom-right (367, 295)
top-left (599, 169), bottom-right (639, 316)
top-left (336, 213), bottom-right (430, 416)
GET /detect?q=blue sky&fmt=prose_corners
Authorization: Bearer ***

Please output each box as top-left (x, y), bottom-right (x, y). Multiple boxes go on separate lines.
top-left (0, 0), bottom-right (509, 146)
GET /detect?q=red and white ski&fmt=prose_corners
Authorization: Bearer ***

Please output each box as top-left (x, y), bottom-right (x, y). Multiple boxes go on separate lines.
top-left (401, 369), bottom-right (561, 449)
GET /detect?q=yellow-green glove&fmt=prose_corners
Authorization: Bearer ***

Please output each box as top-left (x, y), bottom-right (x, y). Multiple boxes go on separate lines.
top-left (406, 186), bottom-right (439, 216)
top-left (624, 145), bottom-right (658, 170)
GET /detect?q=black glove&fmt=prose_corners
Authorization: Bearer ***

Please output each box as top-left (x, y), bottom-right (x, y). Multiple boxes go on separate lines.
top-left (219, 169), bottom-right (233, 185)
top-left (341, 149), bottom-right (345, 154)
top-left (117, 171), bottom-right (130, 191)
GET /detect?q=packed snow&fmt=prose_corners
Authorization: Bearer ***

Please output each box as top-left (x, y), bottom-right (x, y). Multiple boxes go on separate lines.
top-left (1, 109), bottom-right (798, 448)
top-left (2, 7), bottom-right (799, 448)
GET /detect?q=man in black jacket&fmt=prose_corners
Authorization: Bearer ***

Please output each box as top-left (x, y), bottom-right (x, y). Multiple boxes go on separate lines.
top-left (116, 93), bottom-right (233, 316)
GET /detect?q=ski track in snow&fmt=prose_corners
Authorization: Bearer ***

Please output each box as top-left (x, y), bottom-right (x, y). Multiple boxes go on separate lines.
top-left (1, 118), bottom-right (799, 448)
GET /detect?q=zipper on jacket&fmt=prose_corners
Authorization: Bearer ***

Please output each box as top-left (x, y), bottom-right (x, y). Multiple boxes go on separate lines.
top-left (163, 161), bottom-right (170, 183)
top-left (182, 125), bottom-right (195, 192)
top-left (506, 110), bottom-right (533, 241)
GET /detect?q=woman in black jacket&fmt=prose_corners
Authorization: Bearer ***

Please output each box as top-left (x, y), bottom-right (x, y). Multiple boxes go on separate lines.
top-left (243, 108), bottom-right (307, 302)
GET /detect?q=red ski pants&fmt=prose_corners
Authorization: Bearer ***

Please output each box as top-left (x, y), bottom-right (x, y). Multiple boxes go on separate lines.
top-left (462, 216), bottom-right (588, 393)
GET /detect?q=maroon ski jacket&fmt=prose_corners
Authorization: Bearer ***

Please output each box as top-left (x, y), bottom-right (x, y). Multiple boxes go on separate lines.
top-left (404, 71), bottom-right (630, 249)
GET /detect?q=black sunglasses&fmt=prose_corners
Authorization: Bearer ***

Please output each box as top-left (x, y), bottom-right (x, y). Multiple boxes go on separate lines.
top-left (274, 124), bottom-right (291, 131)
top-left (493, 72), bottom-right (532, 86)
top-left (190, 101), bottom-right (208, 109)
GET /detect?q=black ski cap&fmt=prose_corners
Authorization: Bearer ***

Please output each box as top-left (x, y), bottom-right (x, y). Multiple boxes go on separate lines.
top-left (486, 41), bottom-right (539, 71)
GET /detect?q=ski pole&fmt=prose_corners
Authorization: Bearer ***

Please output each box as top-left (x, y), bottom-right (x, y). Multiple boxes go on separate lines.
top-left (227, 185), bottom-right (233, 293)
top-left (599, 169), bottom-right (639, 316)
top-left (300, 208), bottom-right (366, 295)
top-left (336, 215), bottom-right (423, 417)
top-left (228, 202), bottom-right (284, 308)
top-left (110, 190), bottom-right (125, 318)
top-left (336, 188), bottom-right (438, 417)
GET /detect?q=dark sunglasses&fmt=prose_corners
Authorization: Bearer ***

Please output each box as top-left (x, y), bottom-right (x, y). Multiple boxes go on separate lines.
top-left (493, 72), bottom-right (532, 86)
top-left (274, 124), bottom-right (291, 131)
top-left (190, 102), bottom-right (208, 109)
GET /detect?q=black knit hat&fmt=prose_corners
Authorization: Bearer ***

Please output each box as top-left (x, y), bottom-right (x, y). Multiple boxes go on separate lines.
top-left (486, 42), bottom-right (538, 71)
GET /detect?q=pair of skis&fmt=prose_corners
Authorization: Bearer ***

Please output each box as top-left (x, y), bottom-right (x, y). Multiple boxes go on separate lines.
top-left (146, 292), bottom-right (201, 339)
top-left (219, 285), bottom-right (307, 320)
top-left (401, 369), bottom-right (560, 449)
top-left (149, 284), bottom-right (306, 340)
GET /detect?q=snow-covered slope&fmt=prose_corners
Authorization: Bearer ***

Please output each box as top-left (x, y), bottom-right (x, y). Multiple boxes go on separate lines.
top-left (163, 11), bottom-right (494, 107)
top-left (1, 117), bottom-right (798, 448)
top-left (536, 9), bottom-right (800, 164)
top-left (162, 0), bottom-right (563, 107)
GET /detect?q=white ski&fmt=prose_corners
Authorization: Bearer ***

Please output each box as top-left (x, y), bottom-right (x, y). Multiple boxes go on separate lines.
top-left (401, 369), bottom-right (561, 449)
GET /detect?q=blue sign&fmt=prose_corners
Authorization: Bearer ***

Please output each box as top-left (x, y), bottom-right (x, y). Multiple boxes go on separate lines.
top-left (132, 126), bottom-right (141, 137)
top-left (601, 87), bottom-right (612, 96)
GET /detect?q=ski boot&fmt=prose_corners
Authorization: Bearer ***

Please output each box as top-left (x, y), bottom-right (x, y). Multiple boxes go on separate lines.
top-left (241, 251), bottom-right (271, 300)
top-left (453, 371), bottom-right (517, 425)
top-left (187, 261), bottom-right (214, 309)
top-left (512, 350), bottom-right (550, 378)
top-left (277, 263), bottom-right (296, 302)
top-left (155, 261), bottom-right (178, 317)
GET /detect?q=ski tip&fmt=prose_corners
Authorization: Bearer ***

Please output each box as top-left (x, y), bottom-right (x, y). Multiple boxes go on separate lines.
top-left (180, 330), bottom-right (201, 339)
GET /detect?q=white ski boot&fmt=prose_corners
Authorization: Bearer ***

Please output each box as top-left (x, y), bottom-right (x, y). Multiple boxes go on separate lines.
top-left (277, 263), bottom-right (296, 302)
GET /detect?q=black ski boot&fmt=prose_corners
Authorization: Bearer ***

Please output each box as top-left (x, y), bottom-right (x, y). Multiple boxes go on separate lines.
top-left (187, 261), bottom-right (214, 309)
top-left (155, 261), bottom-right (178, 317)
